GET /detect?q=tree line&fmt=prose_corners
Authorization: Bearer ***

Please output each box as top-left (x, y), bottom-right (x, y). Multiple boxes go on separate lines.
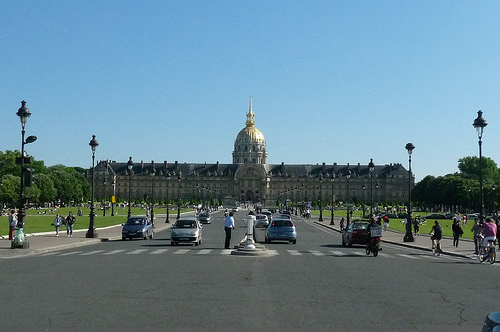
top-left (0, 150), bottom-right (90, 208)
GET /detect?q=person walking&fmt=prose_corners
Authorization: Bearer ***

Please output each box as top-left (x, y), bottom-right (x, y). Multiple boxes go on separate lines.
top-left (224, 211), bottom-right (235, 249)
top-left (66, 211), bottom-right (76, 237)
top-left (54, 214), bottom-right (62, 236)
top-left (471, 219), bottom-right (483, 255)
top-left (452, 219), bottom-right (463, 247)
top-left (8, 209), bottom-right (17, 240)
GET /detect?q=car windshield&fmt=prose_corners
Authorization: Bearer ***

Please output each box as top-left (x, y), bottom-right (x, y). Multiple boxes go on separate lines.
top-left (256, 216), bottom-right (266, 219)
top-left (174, 220), bottom-right (197, 228)
top-left (272, 220), bottom-right (293, 227)
top-left (125, 218), bottom-right (145, 226)
top-left (352, 223), bottom-right (368, 230)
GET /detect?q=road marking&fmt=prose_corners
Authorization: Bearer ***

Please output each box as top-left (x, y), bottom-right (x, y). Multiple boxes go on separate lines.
top-left (378, 253), bottom-right (395, 258)
top-left (421, 255), bottom-right (440, 260)
top-left (127, 249), bottom-right (148, 255)
top-left (397, 254), bottom-right (420, 260)
top-left (40, 252), bottom-right (61, 257)
top-left (352, 251), bottom-right (366, 256)
top-left (267, 250), bottom-right (279, 256)
top-left (103, 250), bottom-right (125, 255)
top-left (308, 250), bottom-right (325, 256)
top-left (330, 251), bottom-right (346, 256)
top-left (197, 249), bottom-right (212, 255)
top-left (221, 249), bottom-right (232, 255)
top-left (80, 250), bottom-right (104, 256)
top-left (59, 251), bottom-right (83, 256)
top-left (173, 249), bottom-right (190, 255)
top-left (287, 250), bottom-right (302, 256)
top-left (150, 249), bottom-right (169, 254)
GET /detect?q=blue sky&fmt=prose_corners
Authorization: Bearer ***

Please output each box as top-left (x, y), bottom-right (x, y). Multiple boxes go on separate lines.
top-left (1, 1), bottom-right (499, 182)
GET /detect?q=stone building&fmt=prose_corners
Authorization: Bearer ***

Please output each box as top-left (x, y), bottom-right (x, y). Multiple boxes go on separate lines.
top-left (92, 101), bottom-right (412, 209)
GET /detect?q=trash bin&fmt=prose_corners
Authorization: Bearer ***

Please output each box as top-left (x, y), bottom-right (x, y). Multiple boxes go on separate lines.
top-left (11, 227), bottom-right (26, 248)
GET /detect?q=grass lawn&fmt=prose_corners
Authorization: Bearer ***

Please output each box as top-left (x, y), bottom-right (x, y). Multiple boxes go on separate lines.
top-left (0, 206), bottom-right (190, 235)
top-left (313, 209), bottom-right (475, 240)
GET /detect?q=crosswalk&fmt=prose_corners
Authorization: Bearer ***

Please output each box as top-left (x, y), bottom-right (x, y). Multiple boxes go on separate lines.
top-left (35, 248), bottom-right (488, 263)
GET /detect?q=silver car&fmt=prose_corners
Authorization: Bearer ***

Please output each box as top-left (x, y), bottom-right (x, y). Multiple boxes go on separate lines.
top-left (171, 218), bottom-right (203, 246)
top-left (255, 214), bottom-right (269, 228)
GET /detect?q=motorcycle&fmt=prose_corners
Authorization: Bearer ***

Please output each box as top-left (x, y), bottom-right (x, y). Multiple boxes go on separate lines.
top-left (366, 226), bottom-right (383, 257)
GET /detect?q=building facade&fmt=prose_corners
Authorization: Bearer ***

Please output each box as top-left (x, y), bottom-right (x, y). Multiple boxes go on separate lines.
top-left (92, 101), bottom-right (413, 209)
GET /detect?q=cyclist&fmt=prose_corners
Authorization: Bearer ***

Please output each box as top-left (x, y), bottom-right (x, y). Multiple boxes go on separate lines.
top-left (480, 218), bottom-right (497, 255)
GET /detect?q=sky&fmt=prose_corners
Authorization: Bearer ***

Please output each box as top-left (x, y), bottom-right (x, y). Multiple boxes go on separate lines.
top-left (1, 1), bottom-right (500, 182)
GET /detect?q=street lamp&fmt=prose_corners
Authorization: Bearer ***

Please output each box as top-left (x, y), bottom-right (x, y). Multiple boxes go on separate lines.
top-left (318, 175), bottom-right (323, 221)
top-left (127, 157), bottom-right (134, 218)
top-left (346, 168), bottom-right (352, 228)
top-left (330, 174), bottom-right (335, 225)
top-left (150, 163), bottom-right (156, 227)
top-left (111, 176), bottom-right (116, 216)
top-left (86, 135), bottom-right (99, 238)
top-left (368, 158), bottom-right (375, 217)
top-left (14, 100), bottom-right (37, 248)
top-left (177, 175), bottom-right (182, 219)
top-left (165, 173), bottom-right (171, 223)
top-left (103, 178), bottom-right (107, 216)
top-left (404, 143), bottom-right (415, 242)
top-left (473, 110), bottom-right (487, 224)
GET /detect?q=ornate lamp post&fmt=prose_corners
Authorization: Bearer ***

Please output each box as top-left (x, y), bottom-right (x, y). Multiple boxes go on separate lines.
top-left (86, 135), bottom-right (99, 238)
top-left (103, 178), bottom-right (107, 216)
top-left (127, 157), bottom-right (134, 218)
top-left (404, 143), bottom-right (415, 242)
top-left (177, 175), bottom-right (182, 219)
top-left (150, 164), bottom-right (156, 226)
top-left (330, 174), bottom-right (335, 225)
top-left (165, 173), bottom-right (171, 223)
top-left (14, 100), bottom-right (37, 249)
top-left (473, 110), bottom-right (487, 223)
top-left (368, 158), bottom-right (375, 217)
top-left (318, 175), bottom-right (324, 221)
top-left (346, 168), bottom-right (352, 228)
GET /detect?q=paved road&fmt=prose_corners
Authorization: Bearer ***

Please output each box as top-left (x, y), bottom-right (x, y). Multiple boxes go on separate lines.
top-left (0, 210), bottom-right (497, 331)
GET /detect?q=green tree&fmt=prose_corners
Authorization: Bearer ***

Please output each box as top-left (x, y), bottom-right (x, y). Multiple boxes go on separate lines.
top-left (458, 156), bottom-right (499, 181)
top-left (0, 174), bottom-right (20, 206)
top-left (34, 173), bottom-right (57, 203)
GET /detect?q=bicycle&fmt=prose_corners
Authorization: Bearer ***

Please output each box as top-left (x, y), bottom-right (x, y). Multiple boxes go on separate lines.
top-left (479, 240), bottom-right (496, 264)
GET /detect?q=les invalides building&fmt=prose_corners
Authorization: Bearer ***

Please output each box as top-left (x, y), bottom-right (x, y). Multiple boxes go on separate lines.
top-left (93, 101), bottom-right (411, 209)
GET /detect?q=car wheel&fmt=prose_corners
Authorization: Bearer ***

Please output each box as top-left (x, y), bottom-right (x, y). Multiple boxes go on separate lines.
top-left (293, 240), bottom-right (297, 244)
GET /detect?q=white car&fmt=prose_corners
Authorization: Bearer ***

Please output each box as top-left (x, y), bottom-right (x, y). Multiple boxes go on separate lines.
top-left (171, 218), bottom-right (203, 246)
top-left (255, 214), bottom-right (269, 228)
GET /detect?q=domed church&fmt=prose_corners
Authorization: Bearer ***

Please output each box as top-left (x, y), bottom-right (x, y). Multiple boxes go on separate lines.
top-left (93, 101), bottom-right (411, 209)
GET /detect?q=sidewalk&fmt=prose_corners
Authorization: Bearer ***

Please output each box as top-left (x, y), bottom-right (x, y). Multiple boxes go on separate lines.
top-left (313, 215), bottom-right (478, 260)
top-left (0, 213), bottom-right (184, 259)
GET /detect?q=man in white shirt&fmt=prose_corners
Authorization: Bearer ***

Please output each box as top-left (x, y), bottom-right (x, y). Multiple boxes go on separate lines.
top-left (224, 212), bottom-right (235, 249)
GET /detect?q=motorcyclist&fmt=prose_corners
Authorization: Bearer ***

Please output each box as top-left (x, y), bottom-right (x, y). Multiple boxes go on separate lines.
top-left (366, 215), bottom-right (380, 251)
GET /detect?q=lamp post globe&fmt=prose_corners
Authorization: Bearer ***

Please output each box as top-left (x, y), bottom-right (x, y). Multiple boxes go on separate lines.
top-left (86, 135), bottom-right (99, 238)
top-left (127, 157), bottom-right (134, 218)
top-left (404, 143), bottom-right (415, 242)
top-left (473, 110), bottom-right (487, 223)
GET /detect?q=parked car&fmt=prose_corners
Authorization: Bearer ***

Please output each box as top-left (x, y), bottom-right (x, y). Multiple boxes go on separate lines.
top-left (171, 218), bottom-right (203, 246)
top-left (255, 214), bottom-right (269, 228)
top-left (122, 216), bottom-right (154, 240)
top-left (423, 213), bottom-right (447, 219)
top-left (265, 218), bottom-right (297, 244)
top-left (197, 212), bottom-right (211, 224)
top-left (341, 221), bottom-right (369, 247)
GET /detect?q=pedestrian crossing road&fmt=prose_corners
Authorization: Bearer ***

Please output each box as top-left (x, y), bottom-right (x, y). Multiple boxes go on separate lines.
top-left (35, 247), bottom-right (496, 264)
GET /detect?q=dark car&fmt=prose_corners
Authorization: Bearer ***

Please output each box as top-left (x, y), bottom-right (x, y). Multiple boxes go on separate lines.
top-left (122, 216), bottom-right (154, 240)
top-left (197, 212), bottom-right (211, 224)
top-left (265, 218), bottom-right (297, 244)
top-left (342, 221), bottom-right (369, 247)
top-left (424, 213), bottom-right (447, 219)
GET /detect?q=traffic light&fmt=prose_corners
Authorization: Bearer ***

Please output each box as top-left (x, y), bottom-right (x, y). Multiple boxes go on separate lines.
top-left (24, 168), bottom-right (33, 187)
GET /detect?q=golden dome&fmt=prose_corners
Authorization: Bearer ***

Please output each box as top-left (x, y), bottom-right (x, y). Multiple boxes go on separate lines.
top-left (236, 126), bottom-right (265, 143)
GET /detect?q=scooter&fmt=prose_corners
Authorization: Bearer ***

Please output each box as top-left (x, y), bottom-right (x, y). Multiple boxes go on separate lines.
top-left (366, 236), bottom-right (381, 257)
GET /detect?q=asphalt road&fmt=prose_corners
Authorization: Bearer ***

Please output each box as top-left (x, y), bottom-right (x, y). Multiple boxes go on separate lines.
top-left (0, 210), bottom-right (497, 331)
